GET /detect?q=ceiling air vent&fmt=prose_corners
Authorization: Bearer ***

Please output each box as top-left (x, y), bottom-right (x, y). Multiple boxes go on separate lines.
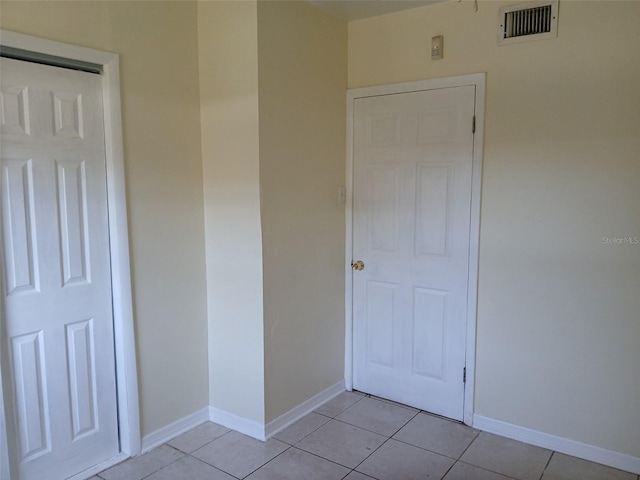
top-left (498, 0), bottom-right (558, 45)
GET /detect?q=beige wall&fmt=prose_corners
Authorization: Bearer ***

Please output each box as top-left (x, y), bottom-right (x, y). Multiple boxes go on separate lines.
top-left (349, 0), bottom-right (640, 457)
top-left (8, 0), bottom-right (635, 460)
top-left (257, 0), bottom-right (347, 423)
top-left (198, 0), bottom-right (266, 424)
top-left (0, 0), bottom-right (209, 437)
top-left (197, 0), bottom-right (347, 425)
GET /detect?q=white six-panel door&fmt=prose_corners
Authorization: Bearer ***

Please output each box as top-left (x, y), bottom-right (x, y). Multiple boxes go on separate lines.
top-left (352, 86), bottom-right (475, 420)
top-left (1, 57), bottom-right (118, 480)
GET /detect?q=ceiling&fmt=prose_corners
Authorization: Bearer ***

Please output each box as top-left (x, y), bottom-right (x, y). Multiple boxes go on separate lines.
top-left (305, 0), bottom-right (445, 22)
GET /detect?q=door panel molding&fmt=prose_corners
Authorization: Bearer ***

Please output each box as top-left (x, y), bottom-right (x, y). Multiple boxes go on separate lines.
top-left (345, 73), bottom-right (485, 426)
top-left (0, 30), bottom-right (140, 479)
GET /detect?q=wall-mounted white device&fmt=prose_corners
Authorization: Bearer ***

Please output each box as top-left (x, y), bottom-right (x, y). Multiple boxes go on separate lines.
top-left (431, 35), bottom-right (443, 60)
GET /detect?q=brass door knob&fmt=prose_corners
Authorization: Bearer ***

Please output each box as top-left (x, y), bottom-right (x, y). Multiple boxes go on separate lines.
top-left (351, 260), bottom-right (365, 271)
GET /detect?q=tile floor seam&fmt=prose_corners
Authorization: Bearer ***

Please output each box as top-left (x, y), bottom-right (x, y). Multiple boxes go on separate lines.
top-left (185, 453), bottom-right (242, 479)
top-left (192, 432), bottom-right (291, 479)
top-left (384, 413), bottom-right (481, 462)
top-left (239, 444), bottom-right (292, 479)
top-left (137, 454), bottom-right (184, 480)
top-left (345, 396), bottom-right (367, 414)
top-left (453, 429), bottom-right (480, 460)
top-left (330, 412), bottom-right (418, 439)
top-left (462, 432), bottom-right (555, 480)
top-left (313, 411), bottom-right (334, 420)
top-left (538, 450), bottom-right (555, 480)
top-left (275, 415), bottom-right (332, 446)
top-left (187, 451), bottom-right (225, 476)
top-left (94, 400), bottom-right (640, 480)
top-left (108, 444), bottom-right (184, 480)
top-left (289, 445), bottom-right (366, 474)
top-left (294, 434), bottom-right (379, 471)
top-left (389, 435), bottom-right (461, 461)
top-left (418, 409), bottom-right (452, 420)
top-left (364, 394), bottom-right (421, 414)
top-left (340, 469), bottom-right (375, 480)
top-left (314, 396), bottom-right (366, 419)
top-left (171, 427), bottom-right (235, 455)
top-left (350, 435), bottom-right (394, 475)
top-left (357, 437), bottom-right (458, 480)
top-left (388, 409), bottom-right (420, 437)
top-left (439, 458), bottom-right (457, 480)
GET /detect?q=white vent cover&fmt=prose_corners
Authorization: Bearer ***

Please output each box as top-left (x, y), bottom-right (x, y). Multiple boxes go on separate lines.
top-left (498, 0), bottom-right (558, 45)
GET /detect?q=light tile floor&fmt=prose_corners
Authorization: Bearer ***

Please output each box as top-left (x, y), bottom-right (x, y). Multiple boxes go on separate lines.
top-left (95, 391), bottom-right (639, 480)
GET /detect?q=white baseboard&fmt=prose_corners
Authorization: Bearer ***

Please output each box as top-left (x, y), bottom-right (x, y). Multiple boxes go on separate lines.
top-left (69, 384), bottom-right (345, 479)
top-left (265, 380), bottom-right (345, 439)
top-left (141, 407), bottom-right (210, 453)
top-left (209, 406), bottom-right (267, 441)
top-left (139, 381), bottom-right (345, 450)
top-left (473, 414), bottom-right (640, 475)
top-left (68, 452), bottom-right (128, 480)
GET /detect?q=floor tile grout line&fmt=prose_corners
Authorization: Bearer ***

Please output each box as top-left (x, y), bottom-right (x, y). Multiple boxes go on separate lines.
top-left (169, 425), bottom-right (233, 454)
top-left (329, 408), bottom-right (419, 439)
top-left (97, 400), bottom-right (640, 480)
top-left (388, 409), bottom-right (420, 437)
top-left (440, 459), bottom-right (456, 480)
top-left (236, 444), bottom-right (292, 479)
top-left (452, 432), bottom-right (523, 477)
top-left (318, 412), bottom-right (480, 465)
top-left (350, 434), bottom-right (394, 475)
top-left (287, 444), bottom-right (367, 475)
top-left (188, 447), bottom-right (244, 479)
top-left (102, 444), bottom-right (186, 480)
top-left (174, 427), bottom-right (234, 457)
top-left (539, 450), bottom-right (555, 480)
top-left (136, 445), bottom-right (187, 480)
top-left (312, 410), bottom-right (335, 419)
top-left (294, 439), bottom-right (378, 472)
top-left (341, 407), bottom-right (473, 463)
top-left (454, 429), bottom-right (480, 461)
top-left (184, 452), bottom-right (242, 479)
top-left (273, 413), bottom-right (332, 446)
top-left (452, 433), bottom-right (552, 480)
top-left (279, 393), bottom-right (418, 464)
top-left (292, 402), bottom-right (398, 474)
top-left (364, 393), bottom-right (421, 414)
top-left (387, 436), bottom-right (464, 462)
top-left (321, 392), bottom-right (367, 415)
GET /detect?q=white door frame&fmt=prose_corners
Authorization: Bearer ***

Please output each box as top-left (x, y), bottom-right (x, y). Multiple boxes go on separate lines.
top-left (345, 73), bottom-right (485, 426)
top-left (0, 30), bottom-right (140, 479)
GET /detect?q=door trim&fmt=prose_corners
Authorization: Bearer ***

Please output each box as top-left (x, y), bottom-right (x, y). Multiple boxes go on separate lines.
top-left (345, 74), bottom-right (485, 426)
top-left (0, 30), bottom-right (141, 478)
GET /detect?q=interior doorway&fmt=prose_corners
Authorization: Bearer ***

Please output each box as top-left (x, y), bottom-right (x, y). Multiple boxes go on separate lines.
top-left (0, 30), bottom-right (139, 480)
top-left (345, 74), bottom-right (485, 425)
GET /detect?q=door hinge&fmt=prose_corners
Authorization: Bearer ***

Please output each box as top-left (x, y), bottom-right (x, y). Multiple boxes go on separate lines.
top-left (463, 367), bottom-right (467, 383)
top-left (472, 116), bottom-right (476, 134)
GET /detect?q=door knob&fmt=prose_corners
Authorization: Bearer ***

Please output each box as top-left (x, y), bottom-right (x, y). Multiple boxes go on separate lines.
top-left (351, 260), bottom-right (365, 271)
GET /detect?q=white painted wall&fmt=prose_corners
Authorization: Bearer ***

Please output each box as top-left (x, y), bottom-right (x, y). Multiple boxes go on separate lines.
top-left (0, 0), bottom-right (210, 437)
top-left (349, 0), bottom-right (640, 458)
top-left (257, 0), bottom-right (347, 423)
top-left (9, 1), bottom-right (633, 461)
top-left (197, 0), bottom-right (347, 426)
top-left (198, 0), bottom-right (266, 426)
